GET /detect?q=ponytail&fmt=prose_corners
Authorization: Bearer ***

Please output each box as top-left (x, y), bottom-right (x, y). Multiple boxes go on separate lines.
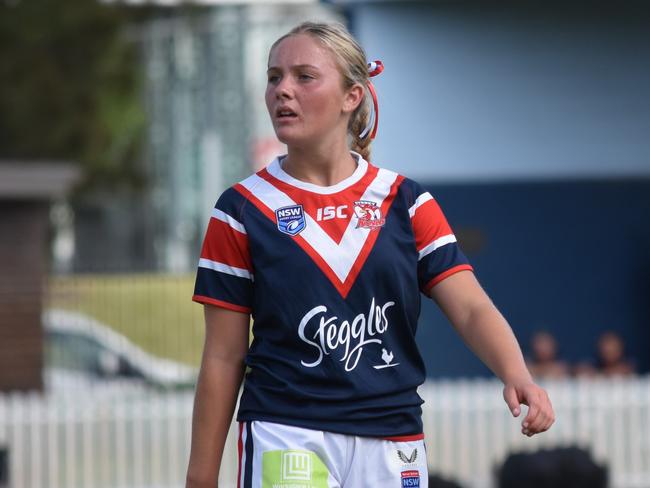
top-left (352, 60), bottom-right (383, 162)
top-left (350, 98), bottom-right (372, 161)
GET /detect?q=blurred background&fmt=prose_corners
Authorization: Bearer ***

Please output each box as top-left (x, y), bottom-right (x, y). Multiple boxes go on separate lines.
top-left (0, 0), bottom-right (648, 487)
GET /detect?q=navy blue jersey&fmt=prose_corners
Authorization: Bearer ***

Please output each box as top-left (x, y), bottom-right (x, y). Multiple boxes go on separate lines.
top-left (193, 153), bottom-right (472, 438)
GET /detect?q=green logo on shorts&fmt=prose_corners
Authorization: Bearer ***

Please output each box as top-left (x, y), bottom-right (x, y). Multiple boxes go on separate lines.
top-left (262, 449), bottom-right (329, 488)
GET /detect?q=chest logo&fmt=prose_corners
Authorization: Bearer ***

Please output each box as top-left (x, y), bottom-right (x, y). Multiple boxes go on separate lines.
top-left (297, 298), bottom-right (395, 372)
top-left (354, 200), bottom-right (385, 229)
top-left (276, 204), bottom-right (306, 236)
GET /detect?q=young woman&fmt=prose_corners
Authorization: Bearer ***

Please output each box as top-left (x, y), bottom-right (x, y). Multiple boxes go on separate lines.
top-left (186, 21), bottom-right (554, 488)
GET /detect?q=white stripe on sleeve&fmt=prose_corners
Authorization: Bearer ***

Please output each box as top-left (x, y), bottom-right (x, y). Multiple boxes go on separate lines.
top-left (418, 234), bottom-right (457, 261)
top-left (198, 258), bottom-right (253, 281)
top-left (408, 192), bottom-right (433, 218)
top-left (212, 208), bottom-right (246, 234)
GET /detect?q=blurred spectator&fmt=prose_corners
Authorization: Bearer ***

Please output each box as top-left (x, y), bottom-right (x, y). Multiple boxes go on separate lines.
top-left (525, 331), bottom-right (569, 379)
top-left (428, 473), bottom-right (464, 488)
top-left (596, 331), bottom-right (636, 376)
top-left (497, 446), bottom-right (608, 488)
top-left (575, 331), bottom-right (636, 378)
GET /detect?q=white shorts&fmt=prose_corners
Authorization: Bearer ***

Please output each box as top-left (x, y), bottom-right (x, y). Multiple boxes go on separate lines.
top-left (236, 420), bottom-right (428, 487)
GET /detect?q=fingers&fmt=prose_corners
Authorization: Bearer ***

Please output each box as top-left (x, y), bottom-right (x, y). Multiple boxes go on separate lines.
top-left (521, 388), bottom-right (555, 437)
top-left (502, 385), bottom-right (521, 417)
top-left (503, 382), bottom-right (556, 437)
top-left (522, 399), bottom-right (540, 434)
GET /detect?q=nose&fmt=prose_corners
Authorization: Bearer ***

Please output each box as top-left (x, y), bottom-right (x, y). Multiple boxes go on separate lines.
top-left (274, 76), bottom-right (293, 100)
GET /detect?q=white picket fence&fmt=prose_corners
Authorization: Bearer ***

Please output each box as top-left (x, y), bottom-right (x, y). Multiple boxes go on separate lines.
top-left (1, 377), bottom-right (649, 488)
top-left (419, 377), bottom-right (650, 488)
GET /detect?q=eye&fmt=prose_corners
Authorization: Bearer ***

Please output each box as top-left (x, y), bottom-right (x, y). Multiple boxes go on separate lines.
top-left (298, 73), bottom-right (314, 81)
top-left (267, 74), bottom-right (280, 83)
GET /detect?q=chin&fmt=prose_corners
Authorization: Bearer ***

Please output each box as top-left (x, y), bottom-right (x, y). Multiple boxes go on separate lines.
top-left (274, 132), bottom-right (290, 145)
top-left (274, 130), bottom-right (309, 148)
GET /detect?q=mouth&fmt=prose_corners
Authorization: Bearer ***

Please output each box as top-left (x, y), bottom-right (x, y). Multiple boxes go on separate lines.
top-left (276, 108), bottom-right (298, 120)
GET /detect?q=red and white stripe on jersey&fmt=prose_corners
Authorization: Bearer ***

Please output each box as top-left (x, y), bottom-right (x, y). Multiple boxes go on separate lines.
top-left (198, 208), bottom-right (253, 281)
top-left (257, 156), bottom-right (377, 244)
top-left (409, 191), bottom-right (472, 291)
top-left (234, 160), bottom-right (403, 299)
top-left (409, 191), bottom-right (455, 260)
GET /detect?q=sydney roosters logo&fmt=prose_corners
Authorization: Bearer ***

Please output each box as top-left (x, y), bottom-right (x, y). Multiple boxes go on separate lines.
top-left (297, 298), bottom-right (395, 371)
top-left (354, 200), bottom-right (385, 229)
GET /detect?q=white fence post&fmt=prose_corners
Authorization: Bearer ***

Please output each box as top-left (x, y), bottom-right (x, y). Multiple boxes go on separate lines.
top-left (1, 377), bottom-right (649, 488)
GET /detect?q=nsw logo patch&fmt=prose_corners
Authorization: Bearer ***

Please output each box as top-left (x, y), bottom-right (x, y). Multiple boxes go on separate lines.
top-left (401, 470), bottom-right (421, 487)
top-left (276, 204), bottom-right (306, 236)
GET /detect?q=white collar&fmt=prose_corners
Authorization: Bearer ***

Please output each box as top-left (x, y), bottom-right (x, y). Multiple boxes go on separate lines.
top-left (266, 152), bottom-right (368, 195)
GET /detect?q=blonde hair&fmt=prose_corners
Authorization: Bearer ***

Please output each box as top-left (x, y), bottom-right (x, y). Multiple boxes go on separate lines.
top-left (270, 21), bottom-right (373, 161)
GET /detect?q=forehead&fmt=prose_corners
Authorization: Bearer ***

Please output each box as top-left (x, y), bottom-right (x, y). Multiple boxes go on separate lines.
top-left (268, 33), bottom-right (339, 71)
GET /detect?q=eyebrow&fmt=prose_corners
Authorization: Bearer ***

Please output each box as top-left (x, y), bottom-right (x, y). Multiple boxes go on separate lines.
top-left (267, 64), bottom-right (320, 73)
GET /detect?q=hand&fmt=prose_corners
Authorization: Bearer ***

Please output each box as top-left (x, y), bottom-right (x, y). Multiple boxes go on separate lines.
top-left (503, 380), bottom-right (555, 437)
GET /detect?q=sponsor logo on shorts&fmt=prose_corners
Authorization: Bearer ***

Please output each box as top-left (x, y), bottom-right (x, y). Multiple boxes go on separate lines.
top-left (283, 451), bottom-right (311, 481)
top-left (276, 205), bottom-right (306, 236)
top-left (353, 200), bottom-right (385, 229)
top-left (401, 470), bottom-right (421, 487)
top-left (397, 449), bottom-right (418, 464)
top-left (262, 449), bottom-right (329, 488)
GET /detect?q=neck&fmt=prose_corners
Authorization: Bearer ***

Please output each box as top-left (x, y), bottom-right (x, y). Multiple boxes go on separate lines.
top-left (282, 134), bottom-right (358, 187)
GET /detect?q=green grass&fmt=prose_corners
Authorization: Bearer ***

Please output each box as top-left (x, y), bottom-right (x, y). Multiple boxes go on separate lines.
top-left (47, 274), bottom-right (205, 367)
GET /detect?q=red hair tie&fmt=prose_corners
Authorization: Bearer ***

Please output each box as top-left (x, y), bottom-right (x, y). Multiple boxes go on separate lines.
top-left (359, 60), bottom-right (384, 140)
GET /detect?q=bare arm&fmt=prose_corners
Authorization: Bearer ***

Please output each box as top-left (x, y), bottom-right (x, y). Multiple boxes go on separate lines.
top-left (186, 305), bottom-right (250, 487)
top-left (429, 270), bottom-right (555, 436)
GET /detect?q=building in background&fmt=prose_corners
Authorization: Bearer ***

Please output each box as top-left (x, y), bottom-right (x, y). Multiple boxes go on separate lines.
top-left (0, 163), bottom-right (80, 391)
top-left (331, 0), bottom-right (650, 183)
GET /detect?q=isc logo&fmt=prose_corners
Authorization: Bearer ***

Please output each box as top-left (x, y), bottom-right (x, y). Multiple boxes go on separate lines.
top-left (316, 205), bottom-right (348, 222)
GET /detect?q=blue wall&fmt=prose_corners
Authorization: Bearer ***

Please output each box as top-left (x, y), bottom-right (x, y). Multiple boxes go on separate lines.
top-left (416, 179), bottom-right (650, 378)
top-left (347, 1), bottom-right (650, 182)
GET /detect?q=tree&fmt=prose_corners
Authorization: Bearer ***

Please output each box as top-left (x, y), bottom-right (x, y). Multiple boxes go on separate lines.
top-left (0, 0), bottom-right (147, 191)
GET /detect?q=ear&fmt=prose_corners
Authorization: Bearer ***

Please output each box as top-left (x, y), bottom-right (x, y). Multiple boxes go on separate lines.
top-left (342, 82), bottom-right (365, 114)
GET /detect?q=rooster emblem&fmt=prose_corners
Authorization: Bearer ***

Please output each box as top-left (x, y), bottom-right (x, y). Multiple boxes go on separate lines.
top-left (373, 348), bottom-right (399, 369)
top-left (353, 200), bottom-right (385, 229)
top-left (381, 348), bottom-right (394, 365)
